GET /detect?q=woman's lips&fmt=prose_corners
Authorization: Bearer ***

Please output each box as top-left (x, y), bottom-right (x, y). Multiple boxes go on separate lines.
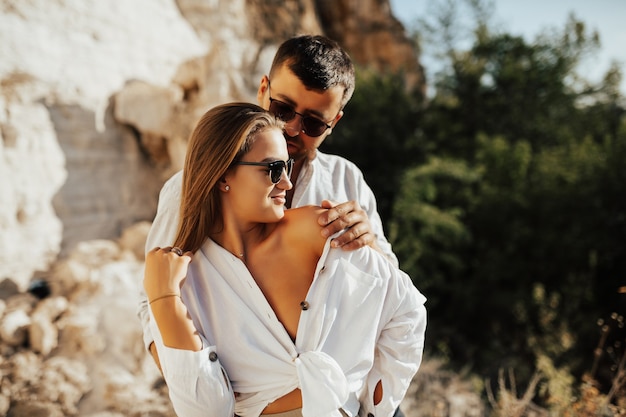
top-left (272, 195), bottom-right (286, 205)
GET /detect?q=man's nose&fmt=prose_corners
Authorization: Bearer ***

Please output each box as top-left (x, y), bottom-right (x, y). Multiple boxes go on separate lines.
top-left (283, 115), bottom-right (302, 137)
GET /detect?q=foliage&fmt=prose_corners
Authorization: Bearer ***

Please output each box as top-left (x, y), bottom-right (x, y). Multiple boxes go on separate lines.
top-left (485, 359), bottom-right (620, 417)
top-left (485, 368), bottom-right (545, 417)
top-left (486, 322), bottom-right (626, 416)
top-left (393, 0), bottom-right (625, 379)
top-left (319, 68), bottom-right (425, 226)
top-left (328, 0), bottom-right (626, 411)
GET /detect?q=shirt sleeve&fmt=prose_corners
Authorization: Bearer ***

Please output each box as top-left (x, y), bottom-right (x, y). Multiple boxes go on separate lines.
top-left (360, 265), bottom-right (427, 417)
top-left (144, 171), bottom-right (183, 253)
top-left (366, 205), bottom-right (398, 268)
top-left (138, 171), bottom-right (184, 351)
top-left (351, 163), bottom-right (399, 268)
top-left (149, 311), bottom-right (236, 417)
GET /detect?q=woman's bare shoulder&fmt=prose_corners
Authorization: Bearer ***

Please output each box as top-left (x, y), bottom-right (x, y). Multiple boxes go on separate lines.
top-left (285, 205), bottom-right (327, 220)
top-left (282, 206), bottom-right (328, 252)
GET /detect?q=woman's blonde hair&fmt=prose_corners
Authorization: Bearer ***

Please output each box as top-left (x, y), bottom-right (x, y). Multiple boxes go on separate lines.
top-left (173, 102), bottom-right (284, 252)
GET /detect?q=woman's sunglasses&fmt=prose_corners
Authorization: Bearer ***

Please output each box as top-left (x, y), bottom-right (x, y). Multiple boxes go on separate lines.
top-left (232, 159), bottom-right (294, 184)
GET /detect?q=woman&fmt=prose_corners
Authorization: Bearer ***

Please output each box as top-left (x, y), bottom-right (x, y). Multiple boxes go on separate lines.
top-left (144, 103), bottom-right (427, 417)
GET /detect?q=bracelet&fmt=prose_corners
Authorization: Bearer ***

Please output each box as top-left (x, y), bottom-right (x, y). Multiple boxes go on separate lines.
top-left (149, 293), bottom-right (181, 304)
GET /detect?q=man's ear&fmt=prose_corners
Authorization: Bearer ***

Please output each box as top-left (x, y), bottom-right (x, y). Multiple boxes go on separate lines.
top-left (332, 110), bottom-right (344, 127)
top-left (326, 110), bottom-right (344, 135)
top-left (257, 75), bottom-right (270, 107)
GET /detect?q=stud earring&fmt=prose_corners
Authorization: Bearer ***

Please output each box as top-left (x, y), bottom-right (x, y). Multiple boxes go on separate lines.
top-left (225, 185), bottom-right (230, 191)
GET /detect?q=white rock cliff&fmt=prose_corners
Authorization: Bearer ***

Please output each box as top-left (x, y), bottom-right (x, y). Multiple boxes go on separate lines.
top-left (0, 1), bottom-right (461, 416)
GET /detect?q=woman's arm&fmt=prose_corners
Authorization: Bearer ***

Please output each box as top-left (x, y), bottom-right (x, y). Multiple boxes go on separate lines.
top-left (144, 247), bottom-right (202, 350)
top-left (144, 247), bottom-right (235, 417)
top-left (137, 172), bottom-right (184, 359)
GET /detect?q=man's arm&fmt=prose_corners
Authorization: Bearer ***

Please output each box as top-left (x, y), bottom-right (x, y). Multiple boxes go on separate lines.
top-left (362, 267), bottom-right (427, 417)
top-left (145, 247), bottom-right (235, 416)
top-left (148, 340), bottom-right (162, 372)
top-left (138, 171), bottom-right (184, 365)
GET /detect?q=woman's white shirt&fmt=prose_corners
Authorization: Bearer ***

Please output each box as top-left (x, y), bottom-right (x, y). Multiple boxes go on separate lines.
top-left (150, 235), bottom-right (427, 417)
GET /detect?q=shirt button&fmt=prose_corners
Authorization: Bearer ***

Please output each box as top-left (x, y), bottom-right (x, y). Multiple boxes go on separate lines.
top-left (209, 351), bottom-right (218, 362)
top-left (300, 301), bottom-right (310, 311)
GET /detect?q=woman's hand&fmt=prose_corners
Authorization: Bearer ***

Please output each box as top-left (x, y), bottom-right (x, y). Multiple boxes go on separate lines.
top-left (144, 246), bottom-right (202, 352)
top-left (144, 246), bottom-right (193, 303)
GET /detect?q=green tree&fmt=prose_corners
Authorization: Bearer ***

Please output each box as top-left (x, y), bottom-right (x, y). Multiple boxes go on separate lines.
top-left (388, 0), bottom-right (626, 396)
top-left (319, 68), bottom-right (425, 226)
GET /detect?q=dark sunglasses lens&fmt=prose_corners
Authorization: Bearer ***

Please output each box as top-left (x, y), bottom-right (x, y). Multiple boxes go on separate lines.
top-left (269, 100), bottom-right (296, 122)
top-left (269, 162), bottom-right (284, 184)
top-left (269, 160), bottom-right (293, 184)
top-left (270, 167), bottom-right (281, 184)
top-left (302, 117), bottom-right (328, 137)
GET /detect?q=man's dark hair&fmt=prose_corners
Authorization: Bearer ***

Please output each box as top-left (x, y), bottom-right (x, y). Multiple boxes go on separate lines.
top-left (270, 35), bottom-right (355, 109)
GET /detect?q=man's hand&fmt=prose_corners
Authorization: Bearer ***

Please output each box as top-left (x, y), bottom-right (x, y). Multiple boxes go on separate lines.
top-left (149, 342), bottom-right (162, 374)
top-left (318, 200), bottom-right (380, 252)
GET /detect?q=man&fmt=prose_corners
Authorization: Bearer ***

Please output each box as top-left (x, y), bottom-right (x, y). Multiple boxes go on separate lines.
top-left (138, 34), bottom-right (405, 415)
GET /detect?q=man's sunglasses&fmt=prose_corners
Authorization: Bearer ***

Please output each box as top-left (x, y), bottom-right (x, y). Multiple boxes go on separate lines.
top-left (267, 83), bottom-right (333, 137)
top-left (232, 159), bottom-right (294, 184)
